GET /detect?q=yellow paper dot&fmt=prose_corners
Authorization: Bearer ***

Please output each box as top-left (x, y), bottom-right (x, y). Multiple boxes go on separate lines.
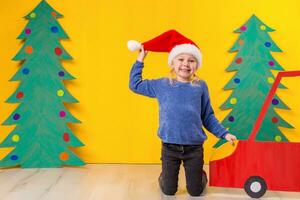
top-left (12, 134), bottom-right (20, 142)
top-left (57, 89), bottom-right (64, 97)
top-left (267, 77), bottom-right (274, 84)
top-left (260, 25), bottom-right (266, 30)
top-left (230, 98), bottom-right (237, 104)
top-left (275, 135), bottom-right (282, 142)
top-left (30, 12), bottom-right (36, 18)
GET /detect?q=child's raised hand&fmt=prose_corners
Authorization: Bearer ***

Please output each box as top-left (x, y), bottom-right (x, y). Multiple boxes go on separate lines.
top-left (225, 133), bottom-right (237, 146)
top-left (137, 46), bottom-right (148, 62)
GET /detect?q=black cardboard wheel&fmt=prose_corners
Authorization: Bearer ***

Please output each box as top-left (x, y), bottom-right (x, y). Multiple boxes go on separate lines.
top-left (244, 176), bottom-right (267, 198)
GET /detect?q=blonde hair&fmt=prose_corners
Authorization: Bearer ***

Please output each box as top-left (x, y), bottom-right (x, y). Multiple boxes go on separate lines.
top-left (168, 69), bottom-right (200, 86)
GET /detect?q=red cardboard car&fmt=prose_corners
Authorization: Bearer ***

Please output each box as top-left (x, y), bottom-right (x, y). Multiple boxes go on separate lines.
top-left (210, 71), bottom-right (300, 198)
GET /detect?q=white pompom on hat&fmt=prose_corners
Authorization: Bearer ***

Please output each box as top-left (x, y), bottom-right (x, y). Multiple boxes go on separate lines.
top-left (127, 40), bottom-right (142, 51)
top-left (127, 29), bottom-right (202, 68)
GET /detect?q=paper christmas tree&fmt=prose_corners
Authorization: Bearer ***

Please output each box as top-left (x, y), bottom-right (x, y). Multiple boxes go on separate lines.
top-left (214, 15), bottom-right (293, 147)
top-left (0, 0), bottom-right (85, 168)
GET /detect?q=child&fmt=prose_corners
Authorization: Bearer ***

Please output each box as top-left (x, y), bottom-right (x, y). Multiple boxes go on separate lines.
top-left (128, 30), bottom-right (236, 197)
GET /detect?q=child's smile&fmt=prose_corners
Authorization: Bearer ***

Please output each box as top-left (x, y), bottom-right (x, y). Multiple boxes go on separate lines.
top-left (179, 67), bottom-right (192, 73)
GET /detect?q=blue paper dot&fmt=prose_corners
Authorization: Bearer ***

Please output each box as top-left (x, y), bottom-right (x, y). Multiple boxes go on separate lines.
top-left (234, 78), bottom-right (240, 83)
top-left (13, 113), bottom-right (20, 120)
top-left (22, 68), bottom-right (30, 75)
top-left (51, 26), bottom-right (59, 33)
top-left (58, 71), bottom-right (65, 77)
top-left (264, 42), bottom-right (271, 47)
top-left (272, 98), bottom-right (279, 105)
top-left (10, 155), bottom-right (18, 160)
top-left (228, 116), bottom-right (235, 122)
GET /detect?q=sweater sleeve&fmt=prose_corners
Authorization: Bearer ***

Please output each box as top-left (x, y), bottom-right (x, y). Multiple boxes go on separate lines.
top-left (201, 81), bottom-right (228, 139)
top-left (129, 61), bottom-right (157, 98)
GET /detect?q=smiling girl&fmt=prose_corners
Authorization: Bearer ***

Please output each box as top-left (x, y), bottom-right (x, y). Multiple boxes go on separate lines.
top-left (128, 30), bottom-right (236, 197)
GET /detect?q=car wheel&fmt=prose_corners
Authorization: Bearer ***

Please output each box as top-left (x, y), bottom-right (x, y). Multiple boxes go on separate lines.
top-left (244, 176), bottom-right (267, 198)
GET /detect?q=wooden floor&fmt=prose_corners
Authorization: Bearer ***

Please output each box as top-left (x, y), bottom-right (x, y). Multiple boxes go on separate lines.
top-left (0, 164), bottom-right (299, 200)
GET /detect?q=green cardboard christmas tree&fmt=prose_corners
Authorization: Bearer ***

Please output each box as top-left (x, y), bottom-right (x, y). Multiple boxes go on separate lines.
top-left (215, 15), bottom-right (293, 147)
top-left (0, 0), bottom-right (85, 168)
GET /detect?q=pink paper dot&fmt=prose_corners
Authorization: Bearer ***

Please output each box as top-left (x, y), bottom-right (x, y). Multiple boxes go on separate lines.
top-left (59, 111), bottom-right (66, 118)
top-left (268, 61), bottom-right (275, 66)
top-left (240, 26), bottom-right (247, 31)
top-left (25, 28), bottom-right (31, 35)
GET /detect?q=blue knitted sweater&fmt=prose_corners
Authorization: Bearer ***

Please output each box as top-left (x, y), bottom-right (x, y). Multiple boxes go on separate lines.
top-left (129, 61), bottom-right (228, 145)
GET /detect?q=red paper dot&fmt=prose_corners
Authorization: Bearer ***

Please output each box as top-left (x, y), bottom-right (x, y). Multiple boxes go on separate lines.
top-left (272, 117), bottom-right (279, 123)
top-left (16, 92), bottom-right (24, 99)
top-left (55, 47), bottom-right (63, 56)
top-left (63, 133), bottom-right (70, 142)
top-left (235, 57), bottom-right (242, 64)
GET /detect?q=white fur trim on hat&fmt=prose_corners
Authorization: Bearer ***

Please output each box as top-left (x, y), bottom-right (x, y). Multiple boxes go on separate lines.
top-left (127, 40), bottom-right (141, 51)
top-left (168, 44), bottom-right (202, 68)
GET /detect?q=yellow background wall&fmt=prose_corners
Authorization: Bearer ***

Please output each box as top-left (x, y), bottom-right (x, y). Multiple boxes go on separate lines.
top-left (0, 0), bottom-right (300, 164)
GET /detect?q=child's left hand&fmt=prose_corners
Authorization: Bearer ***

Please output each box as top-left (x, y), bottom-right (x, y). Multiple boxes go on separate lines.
top-left (225, 133), bottom-right (237, 146)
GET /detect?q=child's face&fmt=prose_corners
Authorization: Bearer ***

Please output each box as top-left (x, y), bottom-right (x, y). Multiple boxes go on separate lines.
top-left (171, 53), bottom-right (197, 82)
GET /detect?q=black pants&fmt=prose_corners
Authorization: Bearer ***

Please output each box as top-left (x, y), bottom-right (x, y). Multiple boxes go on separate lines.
top-left (160, 142), bottom-right (206, 196)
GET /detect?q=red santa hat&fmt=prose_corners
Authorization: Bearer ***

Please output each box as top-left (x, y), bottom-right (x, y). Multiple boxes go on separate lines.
top-left (127, 29), bottom-right (202, 68)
